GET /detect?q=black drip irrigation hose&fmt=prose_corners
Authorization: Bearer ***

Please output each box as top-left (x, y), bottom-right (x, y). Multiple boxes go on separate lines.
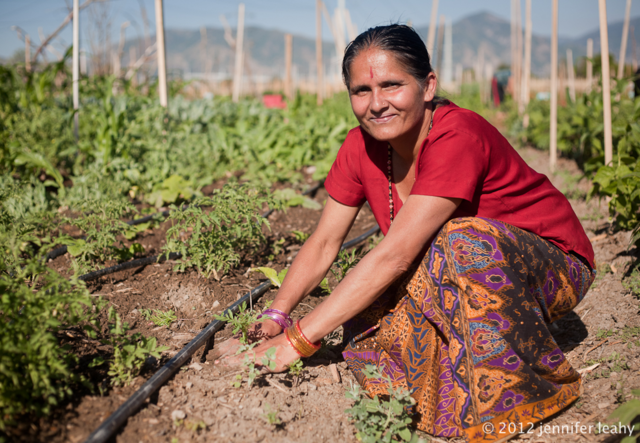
top-left (83, 222), bottom-right (378, 443)
top-left (46, 181), bottom-right (325, 262)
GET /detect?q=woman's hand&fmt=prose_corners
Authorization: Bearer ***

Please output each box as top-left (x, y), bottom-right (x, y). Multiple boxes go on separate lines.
top-left (207, 319), bottom-right (283, 362)
top-left (214, 333), bottom-right (301, 373)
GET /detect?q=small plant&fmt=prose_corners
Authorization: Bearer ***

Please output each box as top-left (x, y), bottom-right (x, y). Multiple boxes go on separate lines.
top-left (184, 419), bottom-right (207, 432)
top-left (274, 188), bottom-right (322, 210)
top-left (57, 198), bottom-right (138, 273)
top-left (262, 403), bottom-right (282, 427)
top-left (267, 237), bottom-right (286, 261)
top-left (622, 267), bottom-right (640, 298)
top-left (97, 307), bottom-right (169, 386)
top-left (146, 174), bottom-right (196, 208)
top-left (606, 389), bottom-right (640, 442)
top-left (291, 230), bottom-right (310, 243)
top-left (261, 347), bottom-right (277, 371)
top-left (331, 248), bottom-right (363, 283)
top-left (320, 277), bottom-right (332, 294)
top-left (252, 267), bottom-right (288, 287)
top-left (287, 358), bottom-right (305, 387)
top-left (232, 347), bottom-right (276, 389)
top-left (214, 302), bottom-right (262, 345)
top-left (163, 183), bottom-right (277, 278)
top-left (141, 309), bottom-right (178, 328)
top-left (345, 365), bottom-right (422, 443)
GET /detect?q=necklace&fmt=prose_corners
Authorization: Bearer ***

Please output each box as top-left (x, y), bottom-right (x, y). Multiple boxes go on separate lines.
top-left (387, 113), bottom-right (434, 224)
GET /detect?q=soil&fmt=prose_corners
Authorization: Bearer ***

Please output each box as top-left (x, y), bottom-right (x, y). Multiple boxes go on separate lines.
top-left (6, 146), bottom-right (640, 443)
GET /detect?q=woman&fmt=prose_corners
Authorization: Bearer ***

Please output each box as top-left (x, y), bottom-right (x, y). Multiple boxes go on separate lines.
top-left (215, 25), bottom-right (595, 442)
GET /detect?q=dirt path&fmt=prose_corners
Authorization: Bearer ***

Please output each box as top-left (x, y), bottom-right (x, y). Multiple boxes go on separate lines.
top-left (10, 147), bottom-right (640, 443)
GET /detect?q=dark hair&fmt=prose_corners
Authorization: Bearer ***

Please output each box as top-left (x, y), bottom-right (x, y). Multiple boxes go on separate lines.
top-left (342, 24), bottom-right (433, 90)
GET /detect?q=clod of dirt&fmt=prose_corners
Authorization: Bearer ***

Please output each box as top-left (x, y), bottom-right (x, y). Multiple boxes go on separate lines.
top-left (162, 282), bottom-right (208, 317)
top-left (171, 410), bottom-right (186, 421)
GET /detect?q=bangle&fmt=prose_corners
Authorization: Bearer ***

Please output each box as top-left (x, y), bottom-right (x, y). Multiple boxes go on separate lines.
top-left (284, 320), bottom-right (321, 358)
top-left (256, 308), bottom-right (293, 330)
top-left (284, 329), bottom-right (304, 357)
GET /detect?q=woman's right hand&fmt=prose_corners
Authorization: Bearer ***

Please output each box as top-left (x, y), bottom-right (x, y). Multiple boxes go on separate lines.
top-left (206, 318), bottom-right (283, 362)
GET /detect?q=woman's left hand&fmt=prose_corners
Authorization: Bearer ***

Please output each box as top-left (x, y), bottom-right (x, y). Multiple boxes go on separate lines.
top-left (214, 333), bottom-right (302, 373)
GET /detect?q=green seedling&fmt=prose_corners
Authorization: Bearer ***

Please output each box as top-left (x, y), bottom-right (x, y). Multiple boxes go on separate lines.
top-left (252, 267), bottom-right (288, 288)
top-left (268, 238), bottom-right (286, 261)
top-left (331, 248), bottom-right (363, 283)
top-left (214, 301), bottom-right (262, 345)
top-left (274, 188), bottom-right (322, 210)
top-left (288, 358), bottom-right (305, 387)
top-left (622, 268), bottom-right (640, 298)
top-left (345, 364), bottom-right (423, 443)
top-left (141, 309), bottom-right (178, 328)
top-left (261, 347), bottom-right (278, 371)
top-left (320, 277), bottom-right (331, 294)
top-left (263, 403), bottom-right (282, 427)
top-left (606, 389), bottom-right (640, 442)
top-left (291, 230), bottom-right (310, 243)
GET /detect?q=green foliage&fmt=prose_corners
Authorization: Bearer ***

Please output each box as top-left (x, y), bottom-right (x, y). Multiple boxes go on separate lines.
top-left (262, 403), bottom-right (282, 427)
top-left (589, 158), bottom-right (640, 231)
top-left (606, 389), bottom-right (640, 443)
top-left (213, 301), bottom-right (262, 345)
top-left (0, 245), bottom-right (101, 427)
top-left (274, 188), bottom-right (322, 210)
top-left (163, 182), bottom-right (276, 278)
top-left (252, 267), bottom-right (288, 288)
top-left (622, 267), bottom-right (640, 298)
top-left (140, 309), bottom-right (177, 328)
top-left (345, 365), bottom-right (423, 443)
top-left (99, 307), bottom-right (169, 387)
top-left (146, 174), bottom-right (196, 208)
top-left (291, 230), bottom-right (310, 243)
top-left (58, 198), bottom-right (138, 273)
top-left (261, 347), bottom-right (277, 371)
top-left (331, 248), bottom-right (363, 283)
top-left (288, 358), bottom-right (304, 377)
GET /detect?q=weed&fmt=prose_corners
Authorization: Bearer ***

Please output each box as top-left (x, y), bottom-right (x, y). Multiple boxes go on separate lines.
top-left (596, 328), bottom-right (617, 340)
top-left (331, 248), bottom-right (363, 283)
top-left (605, 389), bottom-right (640, 441)
top-left (97, 307), bottom-right (169, 386)
top-left (183, 419), bottom-right (207, 432)
top-left (291, 230), bottom-right (310, 243)
top-left (163, 183), bottom-right (277, 278)
top-left (267, 238), bottom-right (286, 261)
top-left (622, 268), bottom-right (640, 298)
top-left (140, 309), bottom-right (177, 328)
top-left (214, 301), bottom-right (263, 345)
top-left (275, 188), bottom-right (322, 210)
top-left (252, 267), bottom-right (288, 288)
top-left (262, 403), bottom-right (282, 427)
top-left (287, 358), bottom-right (305, 387)
top-left (345, 364), bottom-right (423, 443)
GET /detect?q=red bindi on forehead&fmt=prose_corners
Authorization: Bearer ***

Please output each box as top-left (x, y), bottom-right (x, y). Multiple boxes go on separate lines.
top-left (370, 67), bottom-right (373, 79)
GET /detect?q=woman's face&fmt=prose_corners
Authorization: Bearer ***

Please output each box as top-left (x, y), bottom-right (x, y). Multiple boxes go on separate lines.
top-left (347, 47), bottom-right (436, 143)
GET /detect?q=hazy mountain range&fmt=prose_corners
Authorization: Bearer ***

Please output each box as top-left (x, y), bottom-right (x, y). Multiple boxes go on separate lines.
top-left (124, 11), bottom-right (639, 79)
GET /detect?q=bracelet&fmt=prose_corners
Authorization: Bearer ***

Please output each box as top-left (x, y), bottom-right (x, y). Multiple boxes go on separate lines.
top-left (284, 320), bottom-right (321, 358)
top-left (256, 308), bottom-right (293, 330)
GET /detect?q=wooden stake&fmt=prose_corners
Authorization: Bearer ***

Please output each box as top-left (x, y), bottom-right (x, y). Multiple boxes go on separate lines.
top-left (25, 34), bottom-right (31, 72)
top-left (72, 0), bottom-right (79, 140)
top-left (598, 0), bottom-right (613, 166)
top-left (232, 3), bottom-right (245, 103)
top-left (567, 49), bottom-right (576, 102)
top-left (511, 0), bottom-right (517, 102)
top-left (587, 38), bottom-right (594, 92)
top-left (515, 0), bottom-right (522, 110)
top-left (285, 34), bottom-right (293, 100)
top-left (435, 15), bottom-right (445, 77)
top-left (154, 0), bottom-right (168, 108)
top-left (129, 46), bottom-right (137, 85)
top-left (316, 0), bottom-right (323, 105)
top-left (550, 0), bottom-right (558, 172)
top-left (521, 0), bottom-right (532, 112)
top-left (617, 0), bottom-right (632, 79)
top-left (632, 26), bottom-right (638, 71)
top-left (426, 0), bottom-right (439, 55)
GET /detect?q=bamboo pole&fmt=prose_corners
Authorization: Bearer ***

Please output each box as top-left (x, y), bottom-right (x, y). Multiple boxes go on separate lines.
top-left (617, 0), bottom-right (632, 79)
top-left (515, 0), bottom-right (522, 110)
top-left (521, 0), bottom-right (532, 112)
top-left (25, 34), bottom-right (31, 72)
top-left (426, 0), bottom-right (439, 55)
top-left (72, 0), bottom-right (79, 140)
top-left (598, 0), bottom-right (613, 166)
top-left (550, 0), bottom-right (558, 172)
top-left (435, 15), bottom-right (445, 77)
top-left (587, 38), bottom-right (594, 92)
top-left (511, 0), bottom-right (517, 103)
top-left (285, 34), bottom-right (293, 100)
top-left (567, 49), bottom-right (576, 102)
top-left (632, 26), bottom-right (638, 71)
top-left (232, 3), bottom-right (245, 103)
top-left (154, 0), bottom-right (168, 107)
top-left (316, 0), bottom-right (323, 105)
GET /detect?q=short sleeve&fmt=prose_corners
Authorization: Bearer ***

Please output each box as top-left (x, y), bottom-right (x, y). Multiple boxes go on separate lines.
top-left (410, 129), bottom-right (488, 202)
top-left (324, 129), bottom-right (366, 207)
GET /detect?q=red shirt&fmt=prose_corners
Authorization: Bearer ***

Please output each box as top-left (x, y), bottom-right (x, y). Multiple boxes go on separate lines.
top-left (325, 102), bottom-right (595, 267)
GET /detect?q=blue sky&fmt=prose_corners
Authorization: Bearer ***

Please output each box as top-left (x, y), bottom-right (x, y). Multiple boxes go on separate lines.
top-left (1, 0), bottom-right (639, 59)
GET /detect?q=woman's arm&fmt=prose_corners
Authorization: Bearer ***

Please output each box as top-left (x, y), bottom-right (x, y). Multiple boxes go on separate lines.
top-left (299, 194), bottom-right (460, 343)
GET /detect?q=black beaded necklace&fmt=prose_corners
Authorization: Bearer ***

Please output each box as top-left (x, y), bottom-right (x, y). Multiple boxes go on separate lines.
top-left (387, 114), bottom-right (434, 224)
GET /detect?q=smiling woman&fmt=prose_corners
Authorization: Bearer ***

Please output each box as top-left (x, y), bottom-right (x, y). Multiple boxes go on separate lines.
top-left (213, 24), bottom-right (596, 442)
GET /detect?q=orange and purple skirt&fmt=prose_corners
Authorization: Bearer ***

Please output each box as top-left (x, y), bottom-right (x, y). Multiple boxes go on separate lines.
top-left (343, 217), bottom-right (595, 442)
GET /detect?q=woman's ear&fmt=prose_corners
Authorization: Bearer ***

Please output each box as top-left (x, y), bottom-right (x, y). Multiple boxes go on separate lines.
top-left (423, 72), bottom-right (438, 102)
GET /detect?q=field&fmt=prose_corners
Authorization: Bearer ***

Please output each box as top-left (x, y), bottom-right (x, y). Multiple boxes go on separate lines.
top-left (2, 58), bottom-right (640, 443)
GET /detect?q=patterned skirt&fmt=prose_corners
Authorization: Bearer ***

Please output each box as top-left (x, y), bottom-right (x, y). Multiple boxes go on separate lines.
top-left (342, 217), bottom-right (595, 442)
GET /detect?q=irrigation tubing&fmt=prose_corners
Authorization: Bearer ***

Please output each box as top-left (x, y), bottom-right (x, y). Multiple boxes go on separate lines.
top-left (46, 181), bottom-right (325, 261)
top-left (84, 222), bottom-right (378, 443)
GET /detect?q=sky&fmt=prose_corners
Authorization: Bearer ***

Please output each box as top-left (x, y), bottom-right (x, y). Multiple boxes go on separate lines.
top-left (1, 0), bottom-right (640, 59)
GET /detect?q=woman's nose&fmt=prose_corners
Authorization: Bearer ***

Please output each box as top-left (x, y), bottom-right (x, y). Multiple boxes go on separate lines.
top-left (370, 90), bottom-right (387, 113)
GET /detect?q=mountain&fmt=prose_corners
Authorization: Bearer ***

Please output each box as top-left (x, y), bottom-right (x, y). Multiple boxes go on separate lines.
top-left (126, 11), bottom-right (640, 79)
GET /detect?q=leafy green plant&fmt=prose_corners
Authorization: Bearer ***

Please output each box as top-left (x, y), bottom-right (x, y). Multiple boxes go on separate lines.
top-left (163, 183), bottom-right (277, 278)
top-left (606, 389), bottom-right (640, 443)
top-left (0, 243), bottom-right (102, 428)
top-left (96, 307), bottom-right (169, 387)
top-left (262, 403), bottom-right (282, 427)
top-left (146, 174), bottom-right (196, 208)
top-left (287, 358), bottom-right (305, 387)
top-left (275, 188), bottom-right (322, 210)
top-left (291, 230), bottom-right (310, 243)
top-left (140, 309), bottom-right (178, 328)
top-left (252, 267), bottom-right (288, 287)
top-left (267, 237), bottom-right (286, 261)
top-left (331, 248), bottom-right (363, 283)
top-left (345, 365), bottom-right (422, 443)
top-left (57, 198), bottom-right (138, 273)
top-left (214, 302), bottom-right (262, 345)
